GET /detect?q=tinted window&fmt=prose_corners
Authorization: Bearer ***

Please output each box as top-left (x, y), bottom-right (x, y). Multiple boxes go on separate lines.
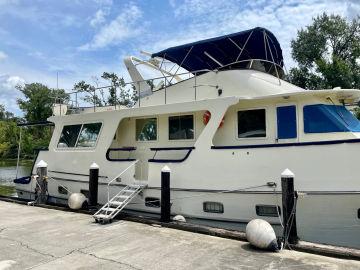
top-left (169, 115), bottom-right (194, 140)
top-left (136, 118), bottom-right (157, 141)
top-left (58, 124), bottom-right (82, 148)
top-left (304, 104), bottom-right (360, 133)
top-left (76, 123), bottom-right (102, 147)
top-left (238, 109), bottom-right (266, 138)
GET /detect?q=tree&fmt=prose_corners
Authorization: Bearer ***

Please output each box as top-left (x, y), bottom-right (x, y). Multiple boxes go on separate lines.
top-left (16, 83), bottom-right (69, 122)
top-left (0, 104), bottom-right (14, 120)
top-left (74, 72), bottom-right (137, 108)
top-left (288, 13), bottom-right (360, 89)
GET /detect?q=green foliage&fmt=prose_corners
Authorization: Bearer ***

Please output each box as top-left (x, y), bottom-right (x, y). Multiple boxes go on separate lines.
top-left (0, 105), bottom-right (14, 120)
top-left (16, 83), bottom-right (69, 122)
top-left (288, 13), bottom-right (360, 89)
top-left (74, 72), bottom-right (137, 108)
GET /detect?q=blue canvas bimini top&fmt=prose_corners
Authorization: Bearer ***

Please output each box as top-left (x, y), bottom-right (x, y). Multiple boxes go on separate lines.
top-left (151, 27), bottom-right (283, 73)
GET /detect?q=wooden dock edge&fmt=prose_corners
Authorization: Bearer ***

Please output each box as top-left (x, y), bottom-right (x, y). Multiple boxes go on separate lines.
top-left (1, 195), bottom-right (359, 261)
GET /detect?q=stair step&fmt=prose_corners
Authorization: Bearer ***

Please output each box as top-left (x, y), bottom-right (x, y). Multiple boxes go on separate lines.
top-left (94, 214), bottom-right (111, 219)
top-left (102, 207), bottom-right (118, 212)
top-left (116, 195), bottom-right (129, 200)
top-left (109, 201), bottom-right (123, 206)
top-left (93, 183), bottom-right (147, 224)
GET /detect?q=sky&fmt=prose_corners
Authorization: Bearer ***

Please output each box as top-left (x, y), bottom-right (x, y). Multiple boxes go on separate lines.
top-left (0, 0), bottom-right (359, 115)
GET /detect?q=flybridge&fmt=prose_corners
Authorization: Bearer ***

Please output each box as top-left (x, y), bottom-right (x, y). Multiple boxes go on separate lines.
top-left (52, 27), bottom-right (288, 115)
top-left (151, 27), bottom-right (283, 73)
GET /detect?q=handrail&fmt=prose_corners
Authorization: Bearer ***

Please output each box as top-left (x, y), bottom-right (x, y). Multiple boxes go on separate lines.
top-left (107, 160), bottom-right (139, 212)
top-left (106, 147), bottom-right (137, 162)
top-left (149, 147), bottom-right (195, 163)
top-left (55, 58), bottom-right (284, 112)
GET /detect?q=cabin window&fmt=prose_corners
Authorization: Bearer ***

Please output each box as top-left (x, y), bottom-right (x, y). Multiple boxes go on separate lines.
top-left (303, 104), bottom-right (360, 133)
top-left (237, 109), bottom-right (266, 138)
top-left (136, 118), bottom-right (157, 141)
top-left (57, 124), bottom-right (82, 148)
top-left (169, 115), bottom-right (194, 140)
top-left (277, 105), bottom-right (297, 139)
top-left (256, 205), bottom-right (281, 217)
top-left (76, 123), bottom-right (102, 147)
top-left (203, 201), bottom-right (224, 213)
top-left (145, 197), bottom-right (160, 208)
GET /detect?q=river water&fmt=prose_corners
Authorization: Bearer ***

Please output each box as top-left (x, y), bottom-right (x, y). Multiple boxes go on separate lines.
top-left (0, 159), bottom-right (32, 196)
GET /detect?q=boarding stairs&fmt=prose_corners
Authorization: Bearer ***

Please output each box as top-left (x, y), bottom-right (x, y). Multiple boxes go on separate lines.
top-left (93, 160), bottom-right (146, 223)
top-left (93, 183), bottom-right (146, 223)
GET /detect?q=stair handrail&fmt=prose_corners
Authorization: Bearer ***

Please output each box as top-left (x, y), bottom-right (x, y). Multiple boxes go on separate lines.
top-left (107, 160), bottom-right (139, 212)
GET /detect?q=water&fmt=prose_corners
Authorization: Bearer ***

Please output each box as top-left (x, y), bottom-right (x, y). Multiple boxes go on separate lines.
top-left (0, 159), bottom-right (32, 196)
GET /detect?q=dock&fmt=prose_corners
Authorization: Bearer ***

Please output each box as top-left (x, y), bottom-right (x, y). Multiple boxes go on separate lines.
top-left (0, 201), bottom-right (359, 270)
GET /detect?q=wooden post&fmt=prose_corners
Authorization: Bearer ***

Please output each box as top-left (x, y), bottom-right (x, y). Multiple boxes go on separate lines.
top-left (281, 168), bottom-right (298, 245)
top-left (161, 165), bottom-right (171, 222)
top-left (36, 160), bottom-right (48, 204)
top-left (89, 163), bottom-right (99, 206)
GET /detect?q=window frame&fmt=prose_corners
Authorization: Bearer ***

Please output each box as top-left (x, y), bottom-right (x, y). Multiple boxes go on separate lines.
top-left (168, 113), bottom-right (196, 141)
top-left (203, 201), bottom-right (224, 214)
top-left (135, 117), bottom-right (159, 142)
top-left (255, 204), bottom-right (281, 217)
top-left (56, 121), bottom-right (103, 150)
top-left (235, 107), bottom-right (268, 141)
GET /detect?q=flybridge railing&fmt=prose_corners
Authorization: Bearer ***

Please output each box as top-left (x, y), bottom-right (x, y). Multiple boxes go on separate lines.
top-left (53, 59), bottom-right (284, 115)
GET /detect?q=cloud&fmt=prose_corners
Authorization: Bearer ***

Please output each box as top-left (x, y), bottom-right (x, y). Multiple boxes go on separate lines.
top-left (154, 0), bottom-right (359, 68)
top-left (0, 75), bottom-right (25, 114)
top-left (0, 51), bottom-right (7, 61)
top-left (90, 9), bottom-right (107, 27)
top-left (79, 3), bottom-right (143, 50)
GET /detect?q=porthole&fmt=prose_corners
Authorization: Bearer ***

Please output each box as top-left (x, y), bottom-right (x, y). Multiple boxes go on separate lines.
top-left (358, 209), bottom-right (360, 219)
top-left (145, 197), bottom-right (160, 208)
top-left (203, 202), bottom-right (224, 213)
top-left (58, 186), bottom-right (68, 195)
top-left (256, 205), bottom-right (281, 217)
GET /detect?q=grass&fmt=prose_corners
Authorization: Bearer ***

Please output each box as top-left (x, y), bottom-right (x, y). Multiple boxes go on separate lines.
top-left (0, 185), bottom-right (16, 196)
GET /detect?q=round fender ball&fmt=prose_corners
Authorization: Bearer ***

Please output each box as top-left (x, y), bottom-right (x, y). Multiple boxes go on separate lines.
top-left (246, 219), bottom-right (279, 251)
top-left (68, 193), bottom-right (87, 210)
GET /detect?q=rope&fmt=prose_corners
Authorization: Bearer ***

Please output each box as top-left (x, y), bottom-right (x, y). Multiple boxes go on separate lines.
top-left (283, 195), bottom-right (298, 249)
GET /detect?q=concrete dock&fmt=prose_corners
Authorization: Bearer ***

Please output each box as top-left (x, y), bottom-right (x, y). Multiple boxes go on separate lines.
top-left (0, 201), bottom-right (359, 270)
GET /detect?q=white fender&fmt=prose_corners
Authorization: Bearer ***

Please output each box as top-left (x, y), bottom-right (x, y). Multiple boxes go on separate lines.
top-left (246, 219), bottom-right (279, 251)
top-left (68, 193), bottom-right (87, 210)
top-left (173, 215), bottom-right (186, 222)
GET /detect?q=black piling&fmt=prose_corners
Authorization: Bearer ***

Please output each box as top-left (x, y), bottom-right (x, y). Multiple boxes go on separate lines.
top-left (89, 163), bottom-right (99, 207)
top-left (161, 166), bottom-right (171, 222)
top-left (281, 169), bottom-right (298, 245)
